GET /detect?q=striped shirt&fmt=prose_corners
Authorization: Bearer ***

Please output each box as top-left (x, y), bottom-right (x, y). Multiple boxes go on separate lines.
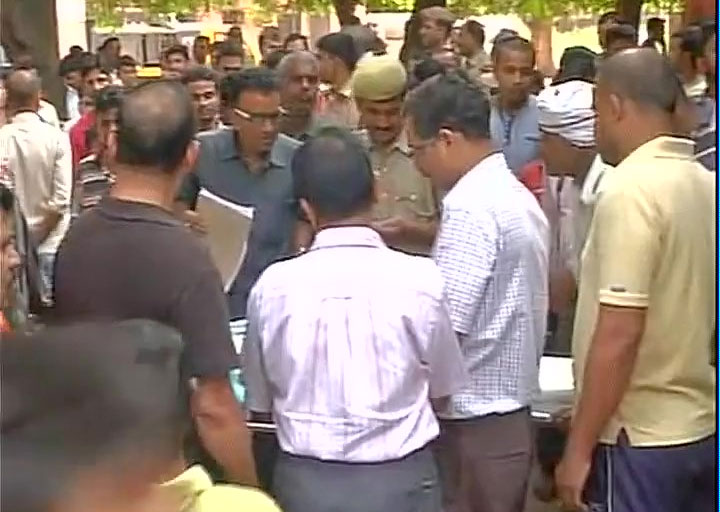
top-left (244, 226), bottom-right (467, 462)
top-left (433, 152), bottom-right (550, 419)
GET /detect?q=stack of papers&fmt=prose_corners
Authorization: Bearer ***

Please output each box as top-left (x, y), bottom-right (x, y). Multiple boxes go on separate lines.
top-left (195, 188), bottom-right (254, 292)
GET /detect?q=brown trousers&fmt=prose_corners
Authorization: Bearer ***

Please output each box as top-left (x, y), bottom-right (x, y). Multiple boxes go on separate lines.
top-left (434, 408), bottom-right (532, 512)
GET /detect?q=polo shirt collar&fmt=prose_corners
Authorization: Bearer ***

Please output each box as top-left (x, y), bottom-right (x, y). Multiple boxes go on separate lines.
top-left (310, 226), bottom-right (386, 251)
top-left (622, 135), bottom-right (695, 165)
top-left (216, 128), bottom-right (291, 168)
top-left (98, 197), bottom-right (182, 227)
top-left (443, 152), bottom-right (507, 205)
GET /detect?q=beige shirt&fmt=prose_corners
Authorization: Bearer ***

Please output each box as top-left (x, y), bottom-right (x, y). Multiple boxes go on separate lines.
top-left (315, 82), bottom-right (360, 130)
top-left (462, 50), bottom-right (492, 92)
top-left (573, 136), bottom-right (716, 446)
top-left (357, 130), bottom-right (437, 254)
top-left (0, 112), bottom-right (73, 254)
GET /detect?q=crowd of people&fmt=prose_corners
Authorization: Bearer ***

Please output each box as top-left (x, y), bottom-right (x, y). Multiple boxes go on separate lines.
top-left (0, 8), bottom-right (716, 512)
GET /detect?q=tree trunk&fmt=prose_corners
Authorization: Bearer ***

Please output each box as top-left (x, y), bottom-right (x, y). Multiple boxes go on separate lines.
top-left (528, 17), bottom-right (555, 78)
top-left (616, 0), bottom-right (643, 31)
top-left (399, 0), bottom-right (446, 65)
top-left (1, 0), bottom-right (63, 115)
top-left (331, 0), bottom-right (358, 26)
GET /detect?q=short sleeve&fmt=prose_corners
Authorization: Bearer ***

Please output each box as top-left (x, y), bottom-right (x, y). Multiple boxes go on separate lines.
top-left (592, 185), bottom-right (660, 308)
top-left (172, 267), bottom-right (239, 380)
top-left (433, 207), bottom-right (498, 334)
top-left (243, 285), bottom-right (273, 413)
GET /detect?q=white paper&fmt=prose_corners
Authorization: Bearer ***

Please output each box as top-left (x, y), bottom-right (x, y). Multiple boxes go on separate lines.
top-left (538, 355), bottom-right (575, 392)
top-left (195, 188), bottom-right (254, 292)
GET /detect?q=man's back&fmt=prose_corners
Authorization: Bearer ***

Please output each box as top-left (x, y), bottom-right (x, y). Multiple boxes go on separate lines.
top-left (246, 226), bottom-right (464, 462)
top-left (573, 136), bottom-right (716, 446)
top-left (54, 198), bottom-right (237, 379)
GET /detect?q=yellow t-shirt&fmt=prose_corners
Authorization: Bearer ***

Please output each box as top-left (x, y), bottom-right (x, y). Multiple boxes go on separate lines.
top-left (163, 466), bottom-right (281, 512)
top-left (572, 136), bottom-right (716, 446)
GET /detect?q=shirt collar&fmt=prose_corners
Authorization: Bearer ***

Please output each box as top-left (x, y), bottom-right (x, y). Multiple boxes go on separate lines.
top-left (98, 197), bottom-right (182, 228)
top-left (620, 135), bottom-right (695, 167)
top-left (310, 226), bottom-right (386, 251)
top-left (10, 111), bottom-right (41, 124)
top-left (359, 129), bottom-right (412, 157)
top-left (215, 128), bottom-right (293, 168)
top-left (443, 152), bottom-right (507, 205)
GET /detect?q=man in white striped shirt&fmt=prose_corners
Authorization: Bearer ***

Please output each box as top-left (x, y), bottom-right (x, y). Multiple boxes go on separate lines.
top-left (406, 72), bottom-right (549, 512)
top-left (244, 126), bottom-right (467, 512)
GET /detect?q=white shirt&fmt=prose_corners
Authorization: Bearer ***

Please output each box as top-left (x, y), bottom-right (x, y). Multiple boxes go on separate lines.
top-left (244, 226), bottom-right (467, 463)
top-left (0, 112), bottom-right (72, 254)
top-left (433, 152), bottom-right (550, 419)
top-left (66, 87), bottom-right (80, 121)
top-left (38, 100), bottom-right (61, 130)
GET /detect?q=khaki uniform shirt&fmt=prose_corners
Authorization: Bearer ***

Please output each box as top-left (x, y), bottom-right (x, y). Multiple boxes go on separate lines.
top-left (573, 136), bottom-right (716, 446)
top-left (357, 130), bottom-right (437, 255)
top-left (462, 50), bottom-right (493, 91)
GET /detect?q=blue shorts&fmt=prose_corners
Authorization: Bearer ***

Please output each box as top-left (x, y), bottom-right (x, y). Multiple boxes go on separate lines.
top-left (584, 431), bottom-right (716, 512)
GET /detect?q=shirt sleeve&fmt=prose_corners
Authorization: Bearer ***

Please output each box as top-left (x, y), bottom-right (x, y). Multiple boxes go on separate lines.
top-left (172, 266), bottom-right (239, 380)
top-left (243, 285), bottom-right (273, 413)
top-left (49, 132), bottom-right (72, 212)
top-left (592, 183), bottom-right (660, 308)
top-left (433, 207), bottom-right (498, 334)
top-left (425, 294), bottom-right (468, 398)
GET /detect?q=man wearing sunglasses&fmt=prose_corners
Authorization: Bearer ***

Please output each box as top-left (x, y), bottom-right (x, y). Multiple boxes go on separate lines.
top-left (177, 68), bottom-right (304, 322)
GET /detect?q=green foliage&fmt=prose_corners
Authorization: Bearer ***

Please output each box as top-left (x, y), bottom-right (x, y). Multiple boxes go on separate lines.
top-left (87, 0), bottom-right (234, 26)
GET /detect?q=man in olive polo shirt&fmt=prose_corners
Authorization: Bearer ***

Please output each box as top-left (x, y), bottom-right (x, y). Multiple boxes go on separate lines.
top-left (177, 68), bottom-right (305, 320)
top-left (352, 54), bottom-right (437, 254)
top-left (556, 49), bottom-right (716, 512)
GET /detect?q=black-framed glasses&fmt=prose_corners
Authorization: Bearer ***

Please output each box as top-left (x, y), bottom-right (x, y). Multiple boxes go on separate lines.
top-left (233, 106), bottom-right (288, 124)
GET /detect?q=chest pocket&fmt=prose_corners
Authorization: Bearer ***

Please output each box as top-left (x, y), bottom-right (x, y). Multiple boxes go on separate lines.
top-left (372, 154), bottom-right (436, 221)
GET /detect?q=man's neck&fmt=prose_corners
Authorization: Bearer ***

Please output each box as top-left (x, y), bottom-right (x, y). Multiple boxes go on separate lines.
top-left (332, 69), bottom-right (351, 92)
top-left (573, 150), bottom-right (598, 187)
top-left (280, 111), bottom-right (312, 138)
top-left (316, 212), bottom-right (373, 231)
top-left (617, 120), bottom-right (674, 164)
top-left (234, 132), bottom-right (270, 174)
top-left (450, 142), bottom-right (496, 187)
top-left (498, 93), bottom-right (528, 113)
top-left (109, 166), bottom-right (177, 211)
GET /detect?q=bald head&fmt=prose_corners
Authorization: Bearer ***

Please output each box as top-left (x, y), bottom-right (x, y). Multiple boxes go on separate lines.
top-left (5, 69), bottom-right (41, 112)
top-left (277, 51), bottom-right (319, 81)
top-left (597, 48), bottom-right (684, 113)
top-left (116, 80), bottom-right (196, 173)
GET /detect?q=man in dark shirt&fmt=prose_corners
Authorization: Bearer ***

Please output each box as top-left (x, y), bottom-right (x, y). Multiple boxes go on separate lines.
top-left (177, 68), bottom-right (307, 319)
top-left (53, 80), bottom-right (257, 486)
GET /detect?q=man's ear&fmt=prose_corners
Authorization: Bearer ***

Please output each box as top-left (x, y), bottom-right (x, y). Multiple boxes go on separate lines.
top-left (178, 140), bottom-right (200, 177)
top-left (299, 198), bottom-right (318, 231)
top-left (608, 92), bottom-right (624, 123)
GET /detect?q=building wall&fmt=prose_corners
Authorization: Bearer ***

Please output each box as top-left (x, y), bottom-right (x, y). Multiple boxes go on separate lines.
top-left (56, 0), bottom-right (87, 55)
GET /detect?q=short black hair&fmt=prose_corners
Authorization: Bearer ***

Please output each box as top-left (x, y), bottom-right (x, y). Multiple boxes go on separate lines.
top-left (1, 321), bottom-right (188, 512)
top-left (80, 53), bottom-right (112, 78)
top-left (292, 126), bottom-right (374, 219)
top-left (226, 67), bottom-right (278, 107)
top-left (94, 84), bottom-right (124, 114)
top-left (463, 20), bottom-right (485, 47)
top-left (406, 71), bottom-right (491, 140)
top-left (99, 36), bottom-right (119, 51)
top-left (181, 65), bottom-right (219, 86)
top-left (218, 41), bottom-right (244, 59)
top-left (317, 32), bottom-right (359, 71)
top-left (283, 33), bottom-right (309, 50)
top-left (58, 55), bottom-right (84, 77)
top-left (412, 58), bottom-right (445, 85)
top-left (0, 182), bottom-right (14, 213)
top-left (116, 80), bottom-right (196, 172)
top-left (677, 26), bottom-right (706, 65)
top-left (163, 44), bottom-right (189, 61)
top-left (119, 54), bottom-right (137, 67)
top-left (264, 49), bottom-right (289, 70)
top-left (555, 46), bottom-right (597, 83)
top-left (597, 48), bottom-right (685, 114)
top-left (598, 11), bottom-right (620, 26)
top-left (194, 35), bottom-right (210, 45)
top-left (647, 17), bottom-right (665, 30)
top-left (492, 35), bottom-right (536, 67)
top-left (606, 23), bottom-right (638, 47)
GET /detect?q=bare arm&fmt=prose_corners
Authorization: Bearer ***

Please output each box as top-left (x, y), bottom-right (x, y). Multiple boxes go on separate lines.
top-left (191, 376), bottom-right (258, 486)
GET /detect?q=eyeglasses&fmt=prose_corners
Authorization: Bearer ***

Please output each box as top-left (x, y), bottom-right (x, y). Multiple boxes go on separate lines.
top-left (233, 106), bottom-right (288, 124)
top-left (407, 137), bottom-right (438, 157)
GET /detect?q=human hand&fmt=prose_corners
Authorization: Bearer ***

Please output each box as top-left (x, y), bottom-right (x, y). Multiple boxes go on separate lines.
top-left (182, 210), bottom-right (207, 235)
top-left (555, 451), bottom-right (591, 511)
